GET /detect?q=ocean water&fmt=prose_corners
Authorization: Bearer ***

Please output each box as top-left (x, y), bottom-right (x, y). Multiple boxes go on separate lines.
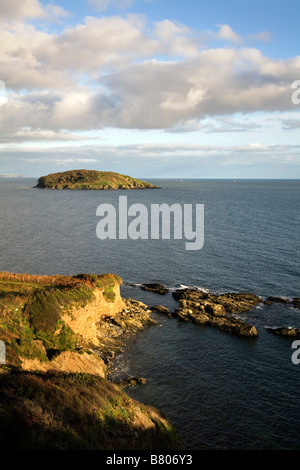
top-left (0, 177), bottom-right (299, 449)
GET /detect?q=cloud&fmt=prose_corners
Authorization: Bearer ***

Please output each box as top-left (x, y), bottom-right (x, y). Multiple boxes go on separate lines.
top-left (281, 119), bottom-right (300, 130)
top-left (0, 128), bottom-right (96, 144)
top-left (33, 15), bottom-right (158, 73)
top-left (0, 0), bottom-right (68, 22)
top-left (0, 0), bottom-right (44, 20)
top-left (88, 0), bottom-right (134, 11)
top-left (0, 11), bottom-right (299, 137)
top-left (154, 19), bottom-right (202, 57)
top-left (217, 24), bottom-right (243, 44)
top-left (203, 24), bottom-right (272, 46)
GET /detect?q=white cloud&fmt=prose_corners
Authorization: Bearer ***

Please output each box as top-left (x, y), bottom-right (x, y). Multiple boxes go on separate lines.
top-left (0, 0), bottom-right (44, 20)
top-left (0, 10), bottom-right (299, 138)
top-left (88, 0), bottom-right (134, 11)
top-left (217, 24), bottom-right (243, 44)
top-left (154, 19), bottom-right (201, 57)
top-left (0, 0), bottom-right (68, 22)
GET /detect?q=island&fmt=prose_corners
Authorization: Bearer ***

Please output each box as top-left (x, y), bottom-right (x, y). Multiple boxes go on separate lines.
top-left (34, 169), bottom-right (159, 190)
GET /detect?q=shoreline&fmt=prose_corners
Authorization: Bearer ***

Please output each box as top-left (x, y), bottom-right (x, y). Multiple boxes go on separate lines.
top-left (0, 271), bottom-right (182, 450)
top-left (0, 271), bottom-right (299, 450)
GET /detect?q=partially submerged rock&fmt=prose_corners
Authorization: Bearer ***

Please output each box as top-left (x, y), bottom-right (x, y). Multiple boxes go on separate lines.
top-left (116, 376), bottom-right (147, 388)
top-left (171, 288), bottom-right (260, 337)
top-left (264, 296), bottom-right (290, 305)
top-left (140, 283), bottom-right (169, 295)
top-left (266, 327), bottom-right (300, 338)
top-left (150, 305), bottom-right (170, 314)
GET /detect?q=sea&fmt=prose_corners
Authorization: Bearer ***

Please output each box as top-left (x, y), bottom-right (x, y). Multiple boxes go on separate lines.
top-left (0, 177), bottom-right (299, 450)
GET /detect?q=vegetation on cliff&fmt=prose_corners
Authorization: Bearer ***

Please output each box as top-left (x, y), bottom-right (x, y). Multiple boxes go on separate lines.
top-left (0, 271), bottom-right (181, 450)
top-left (34, 169), bottom-right (159, 190)
top-left (0, 272), bottom-right (122, 367)
top-left (0, 369), bottom-right (181, 450)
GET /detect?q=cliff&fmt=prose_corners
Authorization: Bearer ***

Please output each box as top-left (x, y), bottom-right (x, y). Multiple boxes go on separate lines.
top-left (0, 271), bottom-right (181, 450)
top-left (34, 169), bottom-right (159, 190)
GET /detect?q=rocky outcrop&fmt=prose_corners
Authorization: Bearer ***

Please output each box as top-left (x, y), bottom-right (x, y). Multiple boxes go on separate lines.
top-left (116, 376), bottom-right (147, 388)
top-left (150, 305), bottom-right (170, 314)
top-left (170, 289), bottom-right (260, 337)
top-left (263, 296), bottom-right (300, 308)
top-left (264, 296), bottom-right (290, 305)
top-left (95, 298), bottom-right (157, 366)
top-left (266, 327), bottom-right (300, 338)
top-left (141, 283), bottom-right (169, 295)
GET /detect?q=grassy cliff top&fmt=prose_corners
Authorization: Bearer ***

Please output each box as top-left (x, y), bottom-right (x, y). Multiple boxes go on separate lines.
top-left (34, 169), bottom-right (159, 190)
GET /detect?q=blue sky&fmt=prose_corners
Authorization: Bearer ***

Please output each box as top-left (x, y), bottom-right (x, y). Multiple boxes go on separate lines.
top-left (0, 0), bottom-right (299, 178)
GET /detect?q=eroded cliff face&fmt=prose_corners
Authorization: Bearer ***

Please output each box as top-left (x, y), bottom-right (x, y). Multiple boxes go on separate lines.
top-left (19, 283), bottom-right (155, 377)
top-left (61, 285), bottom-right (126, 348)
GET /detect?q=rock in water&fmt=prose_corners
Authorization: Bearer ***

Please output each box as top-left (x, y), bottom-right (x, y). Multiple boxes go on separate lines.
top-left (266, 327), bottom-right (300, 338)
top-left (140, 283), bottom-right (169, 295)
top-left (150, 305), bottom-right (170, 314)
top-left (170, 288), bottom-right (260, 337)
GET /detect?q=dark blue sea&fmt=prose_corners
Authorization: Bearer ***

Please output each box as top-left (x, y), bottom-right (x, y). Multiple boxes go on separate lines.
top-left (0, 177), bottom-right (299, 450)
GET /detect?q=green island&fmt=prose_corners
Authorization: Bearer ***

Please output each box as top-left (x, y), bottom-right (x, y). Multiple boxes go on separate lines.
top-left (34, 169), bottom-right (159, 190)
top-left (0, 272), bottom-right (181, 450)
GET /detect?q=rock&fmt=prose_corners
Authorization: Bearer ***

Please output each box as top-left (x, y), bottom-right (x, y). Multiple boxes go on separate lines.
top-left (116, 376), bottom-right (147, 388)
top-left (140, 283), bottom-right (169, 295)
top-left (292, 298), bottom-right (300, 309)
top-left (266, 327), bottom-right (300, 338)
top-left (169, 288), bottom-right (260, 337)
top-left (204, 303), bottom-right (226, 317)
top-left (172, 289), bottom-right (261, 312)
top-left (266, 296), bottom-right (290, 304)
top-left (211, 317), bottom-right (258, 337)
top-left (150, 305), bottom-right (170, 314)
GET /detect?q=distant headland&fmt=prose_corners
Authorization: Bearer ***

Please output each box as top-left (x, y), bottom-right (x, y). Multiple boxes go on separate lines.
top-left (34, 169), bottom-right (159, 190)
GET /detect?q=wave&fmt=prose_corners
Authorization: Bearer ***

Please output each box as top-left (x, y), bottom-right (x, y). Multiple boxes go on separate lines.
top-left (174, 284), bottom-right (210, 293)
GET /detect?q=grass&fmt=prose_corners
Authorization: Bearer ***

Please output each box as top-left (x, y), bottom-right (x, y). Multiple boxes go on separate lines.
top-left (0, 272), bottom-right (122, 366)
top-left (0, 370), bottom-right (182, 450)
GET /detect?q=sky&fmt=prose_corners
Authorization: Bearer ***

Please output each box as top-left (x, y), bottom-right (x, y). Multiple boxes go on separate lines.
top-left (0, 0), bottom-right (299, 179)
